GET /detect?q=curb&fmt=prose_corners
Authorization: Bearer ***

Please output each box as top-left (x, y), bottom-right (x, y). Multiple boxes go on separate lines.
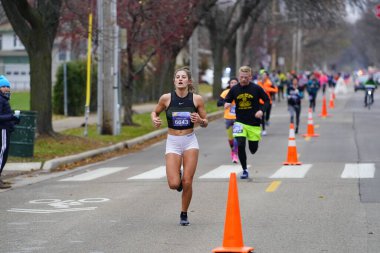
top-left (41, 110), bottom-right (223, 172)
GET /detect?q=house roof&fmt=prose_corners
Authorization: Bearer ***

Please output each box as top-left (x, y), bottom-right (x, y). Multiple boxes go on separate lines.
top-left (0, 22), bottom-right (13, 33)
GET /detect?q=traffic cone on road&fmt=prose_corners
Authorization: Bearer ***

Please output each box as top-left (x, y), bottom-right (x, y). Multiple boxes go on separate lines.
top-left (283, 123), bottom-right (302, 165)
top-left (329, 92), bottom-right (335, 109)
top-left (302, 108), bottom-right (319, 137)
top-left (212, 173), bottom-right (254, 253)
top-left (319, 95), bottom-right (331, 118)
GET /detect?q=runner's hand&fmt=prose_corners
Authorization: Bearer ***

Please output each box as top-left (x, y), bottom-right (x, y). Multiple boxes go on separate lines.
top-left (152, 116), bottom-right (162, 128)
top-left (255, 110), bottom-right (263, 119)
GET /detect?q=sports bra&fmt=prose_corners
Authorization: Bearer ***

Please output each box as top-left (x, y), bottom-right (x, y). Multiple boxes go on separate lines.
top-left (166, 91), bottom-right (197, 130)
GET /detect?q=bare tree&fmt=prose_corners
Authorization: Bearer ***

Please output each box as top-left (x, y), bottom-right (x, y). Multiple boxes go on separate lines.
top-left (204, 0), bottom-right (269, 99)
top-left (1, 0), bottom-right (63, 136)
top-left (352, 2), bottom-right (380, 68)
top-left (118, 0), bottom-right (217, 125)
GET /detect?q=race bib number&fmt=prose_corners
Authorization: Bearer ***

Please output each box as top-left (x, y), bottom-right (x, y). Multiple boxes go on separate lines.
top-left (172, 112), bottom-right (191, 127)
top-left (232, 123), bottom-right (243, 134)
top-left (229, 105), bottom-right (236, 115)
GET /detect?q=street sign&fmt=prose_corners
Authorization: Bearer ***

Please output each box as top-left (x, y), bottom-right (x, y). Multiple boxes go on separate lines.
top-left (376, 4), bottom-right (380, 19)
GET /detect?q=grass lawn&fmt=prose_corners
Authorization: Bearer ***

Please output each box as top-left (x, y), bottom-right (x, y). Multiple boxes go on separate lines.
top-left (8, 86), bottom-right (221, 162)
top-left (10, 92), bottom-right (30, 111)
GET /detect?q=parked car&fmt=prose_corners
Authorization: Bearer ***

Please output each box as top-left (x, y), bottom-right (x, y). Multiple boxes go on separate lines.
top-left (354, 72), bottom-right (380, 92)
top-left (200, 67), bottom-right (232, 89)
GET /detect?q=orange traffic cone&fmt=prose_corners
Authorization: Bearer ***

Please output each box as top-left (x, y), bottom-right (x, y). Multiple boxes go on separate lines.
top-left (212, 173), bottom-right (254, 253)
top-left (302, 108), bottom-right (319, 137)
top-left (318, 95), bottom-right (331, 118)
top-left (283, 123), bottom-right (302, 165)
top-left (329, 92), bottom-right (335, 109)
top-left (332, 91), bottom-right (336, 100)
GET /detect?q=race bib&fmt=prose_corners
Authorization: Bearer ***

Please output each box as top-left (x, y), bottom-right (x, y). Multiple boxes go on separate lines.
top-left (172, 112), bottom-right (191, 127)
top-left (232, 123), bottom-right (243, 134)
top-left (229, 105), bottom-right (236, 115)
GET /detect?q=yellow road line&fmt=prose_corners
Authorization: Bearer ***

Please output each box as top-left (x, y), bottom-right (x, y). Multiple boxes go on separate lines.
top-left (266, 180), bottom-right (282, 192)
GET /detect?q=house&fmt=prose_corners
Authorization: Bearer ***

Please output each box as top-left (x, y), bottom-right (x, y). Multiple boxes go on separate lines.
top-left (0, 22), bottom-right (29, 90)
top-left (0, 21), bottom-right (72, 91)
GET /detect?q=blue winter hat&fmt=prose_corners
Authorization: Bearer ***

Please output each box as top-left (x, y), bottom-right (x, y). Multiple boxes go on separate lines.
top-left (0, 75), bottom-right (10, 88)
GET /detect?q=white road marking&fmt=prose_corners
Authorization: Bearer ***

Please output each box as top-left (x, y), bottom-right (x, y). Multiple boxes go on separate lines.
top-left (270, 164), bottom-right (312, 178)
top-left (59, 167), bottom-right (128, 181)
top-left (341, 163), bottom-right (375, 178)
top-left (128, 166), bottom-right (167, 180)
top-left (7, 207), bottom-right (97, 214)
top-left (199, 165), bottom-right (250, 179)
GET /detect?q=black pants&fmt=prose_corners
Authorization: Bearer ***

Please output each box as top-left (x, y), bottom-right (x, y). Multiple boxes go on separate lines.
top-left (289, 105), bottom-right (301, 129)
top-left (266, 103), bottom-right (272, 122)
top-left (309, 94), bottom-right (317, 112)
top-left (235, 137), bottom-right (259, 171)
top-left (0, 129), bottom-right (10, 176)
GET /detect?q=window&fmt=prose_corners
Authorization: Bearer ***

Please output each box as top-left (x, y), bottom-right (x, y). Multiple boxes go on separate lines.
top-left (58, 50), bottom-right (67, 61)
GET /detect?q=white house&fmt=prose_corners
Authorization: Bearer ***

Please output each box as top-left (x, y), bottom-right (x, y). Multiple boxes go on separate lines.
top-left (0, 22), bottom-right (30, 90)
top-left (0, 22), bottom-right (71, 91)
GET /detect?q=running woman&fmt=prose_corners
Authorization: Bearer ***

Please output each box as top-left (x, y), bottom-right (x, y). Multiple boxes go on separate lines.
top-left (287, 76), bottom-right (303, 134)
top-left (151, 66), bottom-right (208, 226)
top-left (217, 77), bottom-right (239, 163)
top-left (224, 66), bottom-right (270, 179)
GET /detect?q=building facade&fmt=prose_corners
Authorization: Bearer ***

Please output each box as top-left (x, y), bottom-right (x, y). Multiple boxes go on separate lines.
top-left (0, 22), bottom-right (71, 91)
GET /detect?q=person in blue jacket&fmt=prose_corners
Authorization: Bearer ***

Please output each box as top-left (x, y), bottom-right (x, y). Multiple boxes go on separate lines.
top-left (306, 73), bottom-right (320, 112)
top-left (287, 76), bottom-right (303, 134)
top-left (0, 75), bottom-right (20, 189)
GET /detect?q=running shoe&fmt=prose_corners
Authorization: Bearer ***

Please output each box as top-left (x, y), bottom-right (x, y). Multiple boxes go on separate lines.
top-left (180, 212), bottom-right (190, 226)
top-left (262, 130), bottom-right (267, 136)
top-left (232, 152), bottom-right (238, 164)
top-left (240, 170), bottom-right (249, 179)
top-left (177, 170), bottom-right (183, 192)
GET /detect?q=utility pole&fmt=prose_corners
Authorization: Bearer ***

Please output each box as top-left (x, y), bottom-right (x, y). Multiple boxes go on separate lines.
top-left (190, 27), bottom-right (199, 91)
top-left (296, 26), bottom-right (302, 72)
top-left (270, 0), bottom-right (277, 71)
top-left (97, 0), bottom-right (104, 134)
top-left (235, 0), bottom-right (243, 73)
top-left (99, 0), bottom-right (118, 135)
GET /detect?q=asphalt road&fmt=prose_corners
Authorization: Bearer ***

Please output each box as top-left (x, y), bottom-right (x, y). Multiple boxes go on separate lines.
top-left (1, 88), bottom-right (380, 253)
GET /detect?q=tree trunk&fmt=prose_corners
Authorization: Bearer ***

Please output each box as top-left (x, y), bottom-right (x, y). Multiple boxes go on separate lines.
top-left (211, 42), bottom-right (224, 99)
top-left (155, 54), bottom-right (176, 100)
top-left (121, 49), bottom-right (135, 126)
top-left (1, 0), bottom-right (62, 136)
top-left (28, 43), bottom-right (54, 136)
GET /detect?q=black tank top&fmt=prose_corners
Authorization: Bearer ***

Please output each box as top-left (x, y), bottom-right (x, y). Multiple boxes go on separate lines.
top-left (166, 91), bottom-right (197, 130)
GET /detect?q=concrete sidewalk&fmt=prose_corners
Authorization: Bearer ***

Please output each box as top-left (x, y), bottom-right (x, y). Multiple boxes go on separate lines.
top-left (53, 103), bottom-right (157, 132)
top-left (3, 103), bottom-right (158, 176)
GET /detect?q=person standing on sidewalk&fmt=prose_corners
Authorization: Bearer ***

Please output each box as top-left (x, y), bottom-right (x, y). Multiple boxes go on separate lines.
top-left (151, 66), bottom-right (208, 226)
top-left (224, 66), bottom-right (270, 179)
top-left (217, 77), bottom-right (239, 163)
top-left (0, 75), bottom-right (20, 189)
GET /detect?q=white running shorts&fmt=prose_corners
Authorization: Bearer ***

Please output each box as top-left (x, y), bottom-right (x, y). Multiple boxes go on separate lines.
top-left (165, 132), bottom-right (199, 155)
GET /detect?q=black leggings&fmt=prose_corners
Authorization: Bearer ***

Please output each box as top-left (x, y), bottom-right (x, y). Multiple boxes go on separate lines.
top-left (235, 137), bottom-right (259, 170)
top-left (0, 129), bottom-right (10, 176)
top-left (309, 94), bottom-right (317, 112)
